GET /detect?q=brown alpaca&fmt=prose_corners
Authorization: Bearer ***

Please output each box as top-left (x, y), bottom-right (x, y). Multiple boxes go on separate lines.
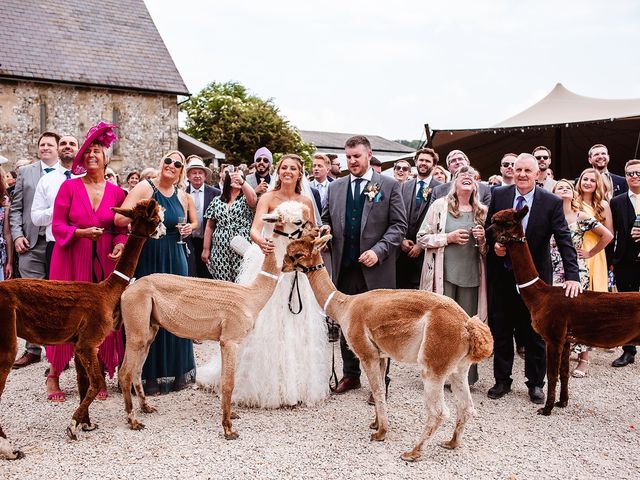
top-left (283, 232), bottom-right (494, 462)
top-left (118, 211), bottom-right (304, 440)
top-left (488, 206), bottom-right (640, 415)
top-left (0, 199), bottom-right (163, 460)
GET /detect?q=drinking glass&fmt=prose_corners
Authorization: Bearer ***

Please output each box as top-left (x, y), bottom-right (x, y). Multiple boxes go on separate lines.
top-left (470, 225), bottom-right (482, 247)
top-left (177, 215), bottom-right (187, 245)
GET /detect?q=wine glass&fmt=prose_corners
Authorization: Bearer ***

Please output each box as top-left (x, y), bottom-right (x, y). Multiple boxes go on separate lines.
top-left (176, 215), bottom-right (187, 245)
top-left (470, 225), bottom-right (482, 247)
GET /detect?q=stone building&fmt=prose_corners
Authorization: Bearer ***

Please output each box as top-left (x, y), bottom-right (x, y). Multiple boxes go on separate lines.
top-left (0, 0), bottom-right (189, 174)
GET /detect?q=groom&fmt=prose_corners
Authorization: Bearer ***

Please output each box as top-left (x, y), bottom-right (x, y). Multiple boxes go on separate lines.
top-left (322, 135), bottom-right (407, 399)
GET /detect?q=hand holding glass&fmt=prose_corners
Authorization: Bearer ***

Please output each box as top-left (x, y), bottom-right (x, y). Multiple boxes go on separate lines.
top-left (470, 225), bottom-right (483, 247)
top-left (177, 216), bottom-right (187, 244)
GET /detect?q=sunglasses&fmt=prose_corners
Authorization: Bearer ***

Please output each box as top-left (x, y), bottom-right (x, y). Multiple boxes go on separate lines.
top-left (394, 166), bottom-right (410, 172)
top-left (625, 170), bottom-right (640, 178)
top-left (535, 155), bottom-right (549, 161)
top-left (501, 162), bottom-right (514, 168)
top-left (164, 157), bottom-right (183, 169)
top-left (255, 157), bottom-right (270, 164)
top-left (105, 173), bottom-right (115, 178)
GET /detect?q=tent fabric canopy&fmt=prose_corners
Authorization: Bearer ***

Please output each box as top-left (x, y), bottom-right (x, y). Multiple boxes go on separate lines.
top-left (429, 83), bottom-right (640, 180)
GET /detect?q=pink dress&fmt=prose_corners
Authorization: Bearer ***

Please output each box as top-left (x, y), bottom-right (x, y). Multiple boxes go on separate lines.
top-left (46, 178), bottom-right (128, 377)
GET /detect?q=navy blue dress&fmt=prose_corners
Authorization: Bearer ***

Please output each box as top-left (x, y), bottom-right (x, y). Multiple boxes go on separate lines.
top-left (137, 180), bottom-right (195, 394)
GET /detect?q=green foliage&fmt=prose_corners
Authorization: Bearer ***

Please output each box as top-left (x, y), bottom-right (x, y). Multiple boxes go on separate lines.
top-left (181, 81), bottom-right (315, 169)
top-left (395, 139), bottom-right (423, 150)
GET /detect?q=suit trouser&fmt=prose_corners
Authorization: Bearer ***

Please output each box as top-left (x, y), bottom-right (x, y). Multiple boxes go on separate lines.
top-left (396, 252), bottom-right (423, 290)
top-left (489, 274), bottom-right (546, 388)
top-left (189, 237), bottom-right (212, 279)
top-left (18, 235), bottom-right (47, 356)
top-left (614, 272), bottom-right (640, 355)
top-left (337, 264), bottom-right (390, 384)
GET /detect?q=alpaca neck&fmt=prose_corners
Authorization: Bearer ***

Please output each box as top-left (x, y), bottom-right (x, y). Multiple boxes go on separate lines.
top-left (104, 235), bottom-right (147, 289)
top-left (507, 240), bottom-right (541, 286)
top-left (305, 257), bottom-right (349, 326)
top-left (248, 251), bottom-right (280, 309)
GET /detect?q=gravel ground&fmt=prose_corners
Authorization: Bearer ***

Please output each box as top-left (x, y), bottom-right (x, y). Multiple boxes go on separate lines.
top-left (0, 340), bottom-right (639, 480)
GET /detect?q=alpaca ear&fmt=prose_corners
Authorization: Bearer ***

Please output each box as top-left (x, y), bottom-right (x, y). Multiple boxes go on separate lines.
top-left (515, 205), bottom-right (529, 220)
top-left (312, 234), bottom-right (332, 252)
top-left (112, 206), bottom-right (133, 218)
top-left (145, 199), bottom-right (158, 216)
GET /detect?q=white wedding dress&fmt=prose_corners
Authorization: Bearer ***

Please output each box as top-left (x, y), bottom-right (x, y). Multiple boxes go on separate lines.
top-left (196, 201), bottom-right (330, 408)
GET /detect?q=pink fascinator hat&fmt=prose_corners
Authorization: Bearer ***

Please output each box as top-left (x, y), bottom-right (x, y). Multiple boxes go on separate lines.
top-left (72, 121), bottom-right (118, 175)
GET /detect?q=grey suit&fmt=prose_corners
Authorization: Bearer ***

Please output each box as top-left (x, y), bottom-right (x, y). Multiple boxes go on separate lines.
top-left (427, 180), bottom-right (492, 211)
top-left (245, 172), bottom-right (271, 190)
top-left (10, 161), bottom-right (48, 356)
top-left (322, 170), bottom-right (407, 379)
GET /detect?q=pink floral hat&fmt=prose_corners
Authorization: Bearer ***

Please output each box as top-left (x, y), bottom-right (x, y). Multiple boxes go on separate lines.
top-left (72, 121), bottom-right (118, 175)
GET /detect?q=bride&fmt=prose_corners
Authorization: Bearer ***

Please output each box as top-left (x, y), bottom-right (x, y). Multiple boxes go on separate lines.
top-left (197, 154), bottom-right (330, 408)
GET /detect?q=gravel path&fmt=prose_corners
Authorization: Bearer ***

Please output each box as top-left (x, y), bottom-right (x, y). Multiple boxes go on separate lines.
top-left (0, 340), bottom-right (638, 479)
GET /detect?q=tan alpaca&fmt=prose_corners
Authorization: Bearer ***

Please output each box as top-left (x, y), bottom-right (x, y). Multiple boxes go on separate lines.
top-left (0, 199), bottom-right (163, 460)
top-left (283, 232), bottom-right (494, 462)
top-left (118, 209), bottom-right (311, 440)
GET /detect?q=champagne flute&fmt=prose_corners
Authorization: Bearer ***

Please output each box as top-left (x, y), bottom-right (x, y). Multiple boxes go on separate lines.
top-left (470, 224), bottom-right (482, 247)
top-left (177, 215), bottom-right (187, 245)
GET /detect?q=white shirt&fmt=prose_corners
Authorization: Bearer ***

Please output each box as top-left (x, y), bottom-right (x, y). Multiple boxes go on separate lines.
top-left (40, 161), bottom-right (60, 174)
top-left (31, 165), bottom-right (82, 241)
top-left (311, 178), bottom-right (330, 208)
top-left (349, 168), bottom-right (374, 197)
top-left (190, 185), bottom-right (205, 237)
top-left (414, 175), bottom-right (433, 194)
top-left (629, 190), bottom-right (640, 215)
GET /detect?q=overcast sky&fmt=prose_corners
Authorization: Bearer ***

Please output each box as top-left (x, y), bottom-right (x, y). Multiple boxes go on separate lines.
top-left (145, 0), bottom-right (640, 142)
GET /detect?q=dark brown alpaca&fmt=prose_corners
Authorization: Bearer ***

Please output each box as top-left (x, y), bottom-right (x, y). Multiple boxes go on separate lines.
top-left (0, 199), bottom-right (163, 460)
top-left (283, 232), bottom-right (494, 462)
top-left (489, 206), bottom-right (640, 416)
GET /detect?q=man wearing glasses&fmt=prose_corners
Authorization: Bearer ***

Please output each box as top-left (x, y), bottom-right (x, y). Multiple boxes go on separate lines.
top-left (246, 146), bottom-right (272, 195)
top-left (499, 153), bottom-right (517, 186)
top-left (609, 159), bottom-right (640, 367)
top-left (532, 146), bottom-right (556, 191)
top-left (393, 159), bottom-right (411, 184)
top-left (427, 149), bottom-right (492, 210)
top-left (328, 155), bottom-right (341, 180)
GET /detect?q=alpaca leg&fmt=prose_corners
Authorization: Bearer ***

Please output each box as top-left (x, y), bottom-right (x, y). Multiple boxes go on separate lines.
top-left (220, 341), bottom-right (239, 440)
top-left (538, 343), bottom-right (560, 416)
top-left (136, 326), bottom-right (159, 415)
top-left (401, 373), bottom-right (447, 462)
top-left (442, 362), bottom-right (474, 450)
top-left (361, 357), bottom-right (387, 441)
top-left (369, 357), bottom-right (389, 431)
top-left (67, 348), bottom-right (101, 440)
top-left (0, 317), bottom-right (22, 459)
top-left (119, 341), bottom-right (151, 430)
top-left (74, 354), bottom-right (90, 402)
top-left (556, 340), bottom-right (571, 408)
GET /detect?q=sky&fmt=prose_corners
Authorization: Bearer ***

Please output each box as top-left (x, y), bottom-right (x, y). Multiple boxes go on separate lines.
top-left (145, 0), bottom-right (640, 142)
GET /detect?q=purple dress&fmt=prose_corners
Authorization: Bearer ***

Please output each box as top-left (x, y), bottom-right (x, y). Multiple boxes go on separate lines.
top-left (46, 178), bottom-right (128, 377)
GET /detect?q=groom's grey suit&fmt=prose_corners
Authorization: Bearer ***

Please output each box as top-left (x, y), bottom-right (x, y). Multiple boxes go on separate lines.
top-left (322, 169), bottom-right (407, 379)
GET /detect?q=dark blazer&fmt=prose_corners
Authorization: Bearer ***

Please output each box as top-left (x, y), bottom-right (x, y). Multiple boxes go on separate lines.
top-left (186, 183), bottom-right (221, 230)
top-left (485, 185), bottom-right (580, 284)
top-left (428, 180), bottom-right (492, 211)
top-left (610, 193), bottom-right (640, 283)
top-left (322, 171), bottom-right (407, 290)
top-left (401, 177), bottom-right (441, 242)
top-left (310, 186), bottom-right (322, 214)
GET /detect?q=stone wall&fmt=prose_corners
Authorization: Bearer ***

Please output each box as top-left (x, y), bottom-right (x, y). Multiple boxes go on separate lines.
top-left (0, 80), bottom-right (179, 175)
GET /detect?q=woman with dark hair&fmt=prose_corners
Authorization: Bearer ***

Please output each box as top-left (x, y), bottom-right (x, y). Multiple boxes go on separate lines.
top-left (126, 171), bottom-right (140, 191)
top-left (201, 168), bottom-right (257, 281)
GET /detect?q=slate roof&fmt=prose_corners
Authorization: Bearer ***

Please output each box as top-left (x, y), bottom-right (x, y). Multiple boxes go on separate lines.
top-left (0, 0), bottom-right (189, 95)
top-left (300, 130), bottom-right (415, 155)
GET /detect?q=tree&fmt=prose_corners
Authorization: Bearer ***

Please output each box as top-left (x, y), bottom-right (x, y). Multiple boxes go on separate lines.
top-left (181, 81), bottom-right (314, 166)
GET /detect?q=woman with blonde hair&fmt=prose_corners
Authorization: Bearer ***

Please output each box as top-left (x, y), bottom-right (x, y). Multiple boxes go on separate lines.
top-left (432, 164), bottom-right (450, 184)
top-left (115, 150), bottom-right (199, 394)
top-left (576, 168), bottom-right (613, 292)
top-left (417, 165), bottom-right (488, 385)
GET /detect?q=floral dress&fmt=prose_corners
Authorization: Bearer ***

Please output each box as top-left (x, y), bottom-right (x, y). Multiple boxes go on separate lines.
top-left (551, 217), bottom-right (597, 290)
top-left (203, 195), bottom-right (254, 282)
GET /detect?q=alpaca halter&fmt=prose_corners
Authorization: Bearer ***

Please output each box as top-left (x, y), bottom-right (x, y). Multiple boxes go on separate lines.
top-left (516, 276), bottom-right (539, 294)
top-left (323, 291), bottom-right (337, 312)
top-left (113, 270), bottom-right (135, 284)
top-left (498, 233), bottom-right (527, 243)
top-left (287, 255), bottom-right (326, 274)
top-left (273, 221), bottom-right (310, 240)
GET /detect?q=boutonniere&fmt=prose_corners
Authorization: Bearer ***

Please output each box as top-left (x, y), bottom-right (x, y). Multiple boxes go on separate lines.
top-left (364, 183), bottom-right (382, 202)
top-left (422, 187), bottom-right (432, 202)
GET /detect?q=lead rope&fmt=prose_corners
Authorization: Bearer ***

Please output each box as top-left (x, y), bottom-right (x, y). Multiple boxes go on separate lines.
top-left (329, 339), bottom-right (338, 392)
top-left (288, 270), bottom-right (303, 315)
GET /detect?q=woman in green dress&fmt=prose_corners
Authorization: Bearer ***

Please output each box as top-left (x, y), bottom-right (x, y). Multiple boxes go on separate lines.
top-left (115, 151), bottom-right (199, 394)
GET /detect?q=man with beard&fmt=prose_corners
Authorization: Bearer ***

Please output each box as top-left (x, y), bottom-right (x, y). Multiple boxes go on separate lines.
top-left (587, 144), bottom-right (628, 199)
top-left (10, 132), bottom-right (61, 368)
top-left (427, 149), bottom-right (492, 209)
top-left (328, 155), bottom-right (341, 180)
top-left (31, 134), bottom-right (80, 276)
top-left (397, 147), bottom-right (441, 289)
top-left (532, 146), bottom-right (556, 191)
top-left (246, 147), bottom-right (272, 196)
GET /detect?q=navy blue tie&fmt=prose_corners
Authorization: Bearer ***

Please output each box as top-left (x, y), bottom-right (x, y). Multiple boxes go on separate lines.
top-left (416, 180), bottom-right (425, 206)
top-left (64, 170), bottom-right (72, 180)
top-left (44, 167), bottom-right (55, 173)
top-left (353, 178), bottom-right (364, 198)
top-left (505, 196), bottom-right (526, 271)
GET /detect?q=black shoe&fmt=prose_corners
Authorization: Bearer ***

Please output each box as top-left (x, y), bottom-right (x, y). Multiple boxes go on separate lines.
top-left (528, 386), bottom-right (545, 405)
top-left (12, 351), bottom-right (41, 369)
top-left (612, 352), bottom-right (635, 367)
top-left (487, 382), bottom-right (511, 399)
